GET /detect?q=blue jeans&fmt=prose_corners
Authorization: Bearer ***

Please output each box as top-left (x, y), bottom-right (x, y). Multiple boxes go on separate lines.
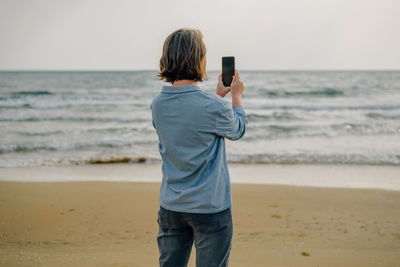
top-left (156, 206), bottom-right (233, 267)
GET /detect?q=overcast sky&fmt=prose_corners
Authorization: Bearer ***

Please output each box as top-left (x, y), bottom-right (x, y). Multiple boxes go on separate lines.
top-left (0, 0), bottom-right (399, 71)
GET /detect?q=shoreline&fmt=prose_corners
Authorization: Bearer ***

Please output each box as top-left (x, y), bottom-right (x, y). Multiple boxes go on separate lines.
top-left (0, 163), bottom-right (399, 191)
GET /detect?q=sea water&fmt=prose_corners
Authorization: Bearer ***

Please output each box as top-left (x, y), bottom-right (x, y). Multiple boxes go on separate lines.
top-left (1, 71), bottom-right (399, 167)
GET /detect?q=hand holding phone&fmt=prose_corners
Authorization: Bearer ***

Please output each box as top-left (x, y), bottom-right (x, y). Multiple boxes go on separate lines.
top-left (216, 73), bottom-right (231, 97)
top-left (216, 56), bottom-right (244, 105)
top-left (230, 69), bottom-right (244, 98)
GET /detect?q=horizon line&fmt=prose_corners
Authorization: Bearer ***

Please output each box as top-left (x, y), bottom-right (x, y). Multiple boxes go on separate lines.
top-left (1, 68), bottom-right (400, 72)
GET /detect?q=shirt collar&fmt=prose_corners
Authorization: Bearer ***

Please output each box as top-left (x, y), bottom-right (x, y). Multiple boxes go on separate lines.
top-left (161, 84), bottom-right (202, 94)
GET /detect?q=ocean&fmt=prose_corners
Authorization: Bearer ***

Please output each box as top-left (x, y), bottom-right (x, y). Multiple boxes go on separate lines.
top-left (0, 70), bottom-right (399, 167)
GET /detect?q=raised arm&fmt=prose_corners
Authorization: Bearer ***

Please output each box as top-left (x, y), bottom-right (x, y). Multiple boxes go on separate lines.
top-left (215, 69), bottom-right (247, 140)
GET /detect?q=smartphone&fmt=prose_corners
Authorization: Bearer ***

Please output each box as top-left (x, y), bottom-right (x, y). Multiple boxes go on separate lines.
top-left (222, 56), bottom-right (235, 87)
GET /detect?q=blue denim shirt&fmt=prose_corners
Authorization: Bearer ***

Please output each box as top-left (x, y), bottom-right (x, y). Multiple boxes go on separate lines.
top-left (151, 84), bottom-right (247, 213)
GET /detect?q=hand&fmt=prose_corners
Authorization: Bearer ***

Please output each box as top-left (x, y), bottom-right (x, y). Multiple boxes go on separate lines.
top-left (216, 73), bottom-right (231, 98)
top-left (230, 69), bottom-right (244, 98)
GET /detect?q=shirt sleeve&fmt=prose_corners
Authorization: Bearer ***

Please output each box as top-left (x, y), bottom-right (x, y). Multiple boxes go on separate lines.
top-left (215, 102), bottom-right (247, 141)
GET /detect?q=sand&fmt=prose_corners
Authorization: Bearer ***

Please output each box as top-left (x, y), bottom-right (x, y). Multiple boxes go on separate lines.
top-left (0, 164), bottom-right (400, 266)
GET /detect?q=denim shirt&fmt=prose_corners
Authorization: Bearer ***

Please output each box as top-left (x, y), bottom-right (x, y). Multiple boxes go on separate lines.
top-left (151, 84), bottom-right (247, 213)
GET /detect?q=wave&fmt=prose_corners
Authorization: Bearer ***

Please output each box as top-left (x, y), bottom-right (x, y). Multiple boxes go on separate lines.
top-left (247, 112), bottom-right (303, 122)
top-left (0, 102), bottom-right (151, 112)
top-left (366, 112), bottom-right (400, 120)
top-left (0, 92), bottom-right (54, 101)
top-left (254, 124), bottom-right (305, 133)
top-left (329, 122), bottom-right (400, 135)
top-left (228, 153), bottom-right (400, 165)
top-left (0, 116), bottom-right (150, 123)
top-left (13, 127), bottom-right (143, 137)
top-left (244, 122), bottom-right (400, 140)
top-left (244, 125), bottom-right (319, 140)
top-left (10, 90), bottom-right (54, 96)
top-left (0, 156), bottom-right (161, 167)
top-left (283, 88), bottom-right (344, 97)
top-left (14, 130), bottom-right (69, 137)
top-left (0, 103), bottom-right (117, 110)
top-left (255, 88), bottom-right (344, 98)
top-left (246, 104), bottom-right (400, 111)
top-left (0, 140), bottom-right (156, 154)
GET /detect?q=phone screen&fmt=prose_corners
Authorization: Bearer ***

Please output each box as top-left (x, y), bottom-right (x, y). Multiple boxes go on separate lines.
top-left (222, 57), bottom-right (235, 86)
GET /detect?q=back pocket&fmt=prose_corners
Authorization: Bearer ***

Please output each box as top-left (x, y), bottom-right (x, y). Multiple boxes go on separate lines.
top-left (157, 207), bottom-right (170, 230)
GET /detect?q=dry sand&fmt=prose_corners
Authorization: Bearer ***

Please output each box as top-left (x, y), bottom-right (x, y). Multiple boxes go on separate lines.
top-left (0, 165), bottom-right (400, 266)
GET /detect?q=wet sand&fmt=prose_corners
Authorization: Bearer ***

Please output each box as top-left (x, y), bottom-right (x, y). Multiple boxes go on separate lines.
top-left (0, 165), bottom-right (400, 266)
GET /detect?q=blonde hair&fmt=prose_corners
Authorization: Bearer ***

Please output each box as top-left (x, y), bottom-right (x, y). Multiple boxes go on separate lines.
top-left (158, 28), bottom-right (207, 83)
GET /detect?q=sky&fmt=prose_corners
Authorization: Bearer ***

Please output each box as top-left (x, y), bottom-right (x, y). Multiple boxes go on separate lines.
top-left (0, 0), bottom-right (399, 71)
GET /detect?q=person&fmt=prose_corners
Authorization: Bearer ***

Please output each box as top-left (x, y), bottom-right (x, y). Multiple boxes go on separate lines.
top-left (151, 28), bottom-right (247, 267)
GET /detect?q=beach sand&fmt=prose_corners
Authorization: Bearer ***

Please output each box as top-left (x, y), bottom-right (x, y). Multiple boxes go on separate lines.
top-left (0, 164), bottom-right (400, 266)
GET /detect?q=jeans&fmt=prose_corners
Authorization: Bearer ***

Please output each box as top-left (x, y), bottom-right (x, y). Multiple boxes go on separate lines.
top-left (156, 206), bottom-right (233, 267)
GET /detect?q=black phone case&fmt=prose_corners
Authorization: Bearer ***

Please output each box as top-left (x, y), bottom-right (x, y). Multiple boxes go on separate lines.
top-left (222, 57), bottom-right (235, 86)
